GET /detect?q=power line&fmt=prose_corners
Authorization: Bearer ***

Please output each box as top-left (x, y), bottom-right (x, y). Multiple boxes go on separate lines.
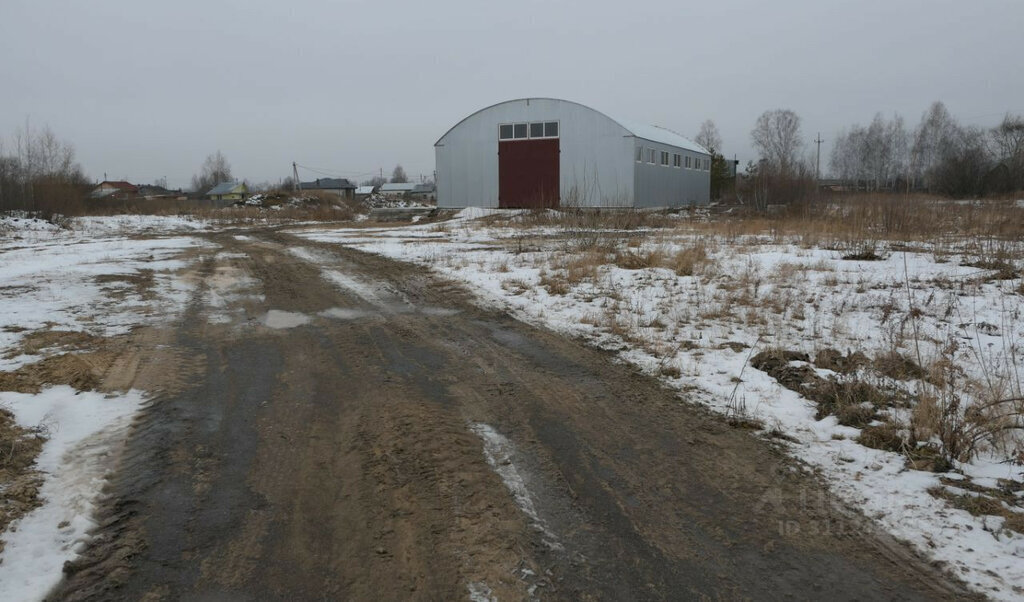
top-left (294, 163), bottom-right (380, 179)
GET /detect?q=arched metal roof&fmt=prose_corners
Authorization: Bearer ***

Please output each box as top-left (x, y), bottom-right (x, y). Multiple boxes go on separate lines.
top-left (434, 97), bottom-right (709, 154)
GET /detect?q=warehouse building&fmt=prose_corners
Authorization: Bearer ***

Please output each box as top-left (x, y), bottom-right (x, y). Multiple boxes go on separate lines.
top-left (435, 98), bottom-right (710, 209)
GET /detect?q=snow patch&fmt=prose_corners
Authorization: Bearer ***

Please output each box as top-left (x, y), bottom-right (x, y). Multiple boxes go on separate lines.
top-left (467, 581), bottom-right (496, 602)
top-left (469, 423), bottom-right (561, 550)
top-left (0, 386), bottom-right (145, 602)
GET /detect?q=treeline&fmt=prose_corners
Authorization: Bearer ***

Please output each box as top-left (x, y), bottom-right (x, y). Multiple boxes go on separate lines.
top-left (736, 102), bottom-right (1024, 208)
top-left (0, 122), bottom-right (90, 215)
top-left (832, 102), bottom-right (1024, 197)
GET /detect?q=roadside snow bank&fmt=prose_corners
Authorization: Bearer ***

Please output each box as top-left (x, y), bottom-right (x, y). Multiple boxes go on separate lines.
top-left (0, 386), bottom-right (144, 601)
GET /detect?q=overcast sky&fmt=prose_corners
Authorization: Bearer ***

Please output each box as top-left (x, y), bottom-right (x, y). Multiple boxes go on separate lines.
top-left (2, 0), bottom-right (1022, 189)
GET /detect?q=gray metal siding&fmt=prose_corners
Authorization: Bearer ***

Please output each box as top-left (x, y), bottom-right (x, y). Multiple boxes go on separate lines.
top-left (436, 98), bottom-right (708, 208)
top-left (633, 141), bottom-right (710, 207)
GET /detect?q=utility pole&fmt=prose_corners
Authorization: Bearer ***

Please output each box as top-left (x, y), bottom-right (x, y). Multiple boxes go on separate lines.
top-left (814, 133), bottom-right (824, 183)
top-left (292, 162), bottom-right (300, 193)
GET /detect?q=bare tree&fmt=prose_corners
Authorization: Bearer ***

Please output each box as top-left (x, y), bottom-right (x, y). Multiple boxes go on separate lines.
top-left (390, 164), bottom-right (408, 184)
top-left (0, 121), bottom-right (86, 214)
top-left (831, 113), bottom-right (909, 191)
top-left (695, 120), bottom-right (722, 154)
top-left (191, 150), bottom-right (233, 193)
top-left (751, 109), bottom-right (803, 175)
top-left (930, 126), bottom-right (992, 197)
top-left (912, 101), bottom-right (959, 188)
top-left (991, 113), bottom-right (1024, 190)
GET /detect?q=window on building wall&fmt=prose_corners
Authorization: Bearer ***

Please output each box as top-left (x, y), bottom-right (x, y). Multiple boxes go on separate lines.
top-left (636, 147), bottom-right (644, 162)
top-left (513, 123), bottom-right (528, 139)
top-left (648, 149), bottom-right (656, 164)
top-left (660, 151), bottom-right (669, 166)
top-left (673, 154), bottom-right (681, 167)
top-left (704, 158), bottom-right (710, 170)
top-left (530, 122), bottom-right (544, 138)
top-left (544, 122), bottom-right (558, 137)
top-left (685, 156), bottom-right (691, 169)
top-left (499, 124), bottom-right (514, 140)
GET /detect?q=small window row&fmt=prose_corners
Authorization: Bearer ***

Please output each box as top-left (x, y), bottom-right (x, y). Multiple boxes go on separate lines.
top-left (635, 146), bottom-right (710, 171)
top-left (499, 121), bottom-right (559, 140)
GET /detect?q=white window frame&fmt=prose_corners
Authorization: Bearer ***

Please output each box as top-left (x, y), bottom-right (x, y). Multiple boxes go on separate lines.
top-left (636, 146), bottom-right (644, 162)
top-left (499, 121), bottom-right (560, 141)
top-left (660, 151), bottom-right (669, 166)
top-left (673, 153), bottom-right (681, 168)
top-left (647, 148), bottom-right (656, 164)
top-left (685, 156), bottom-right (691, 169)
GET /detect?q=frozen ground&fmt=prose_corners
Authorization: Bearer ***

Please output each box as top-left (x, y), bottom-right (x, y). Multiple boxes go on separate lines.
top-left (0, 215), bottom-right (210, 598)
top-left (0, 216), bottom-right (210, 371)
top-left (292, 211), bottom-right (1024, 600)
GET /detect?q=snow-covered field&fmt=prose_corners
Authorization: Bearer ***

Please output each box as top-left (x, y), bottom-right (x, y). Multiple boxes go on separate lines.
top-left (0, 215), bottom-right (210, 600)
top-left (292, 209), bottom-right (1024, 600)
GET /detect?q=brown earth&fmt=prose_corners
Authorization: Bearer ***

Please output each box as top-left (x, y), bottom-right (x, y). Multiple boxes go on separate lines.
top-left (0, 408), bottom-right (46, 555)
top-left (36, 229), bottom-right (981, 601)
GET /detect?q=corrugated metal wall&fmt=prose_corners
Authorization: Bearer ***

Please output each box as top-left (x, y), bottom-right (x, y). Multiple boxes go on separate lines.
top-left (633, 141), bottom-right (711, 207)
top-left (435, 98), bottom-right (709, 208)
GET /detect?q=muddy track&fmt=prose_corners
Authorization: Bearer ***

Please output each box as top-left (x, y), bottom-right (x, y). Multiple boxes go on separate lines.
top-left (51, 228), bottom-right (975, 601)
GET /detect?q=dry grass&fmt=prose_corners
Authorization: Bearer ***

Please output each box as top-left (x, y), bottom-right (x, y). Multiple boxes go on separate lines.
top-left (700, 195), bottom-right (1024, 242)
top-left (608, 241), bottom-right (712, 276)
top-left (668, 242), bottom-right (710, 276)
top-left (613, 247), bottom-right (667, 270)
top-left (514, 207), bottom-right (683, 231)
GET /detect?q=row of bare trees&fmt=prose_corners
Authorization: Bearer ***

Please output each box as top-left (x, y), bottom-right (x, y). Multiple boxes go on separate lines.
top-left (0, 122), bottom-right (89, 215)
top-left (735, 102), bottom-right (1024, 207)
top-left (832, 102), bottom-right (1024, 197)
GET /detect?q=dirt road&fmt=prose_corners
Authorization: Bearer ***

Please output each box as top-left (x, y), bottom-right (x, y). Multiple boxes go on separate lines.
top-left (52, 229), bottom-right (973, 601)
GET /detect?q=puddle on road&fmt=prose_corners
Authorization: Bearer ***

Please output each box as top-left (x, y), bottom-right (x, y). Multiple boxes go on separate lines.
top-left (319, 307), bottom-right (377, 321)
top-left (419, 306), bottom-right (460, 317)
top-left (317, 306), bottom-right (460, 321)
top-left (262, 310), bottom-right (311, 329)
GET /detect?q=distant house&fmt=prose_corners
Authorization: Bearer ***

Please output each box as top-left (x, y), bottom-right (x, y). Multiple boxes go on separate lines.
top-left (206, 181), bottom-right (248, 201)
top-left (299, 178), bottom-right (357, 199)
top-left (137, 185), bottom-right (185, 200)
top-left (409, 183), bottom-right (436, 201)
top-left (378, 182), bottom-right (419, 197)
top-left (354, 185), bottom-right (376, 199)
top-left (89, 180), bottom-right (138, 199)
